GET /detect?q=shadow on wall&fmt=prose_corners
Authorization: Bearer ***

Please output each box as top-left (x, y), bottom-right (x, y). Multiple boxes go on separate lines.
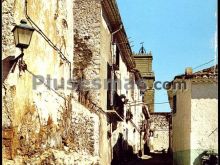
top-left (193, 152), bottom-right (204, 165)
top-left (111, 133), bottom-right (137, 165)
top-left (2, 56), bottom-right (17, 82)
top-left (193, 151), bottom-right (218, 165)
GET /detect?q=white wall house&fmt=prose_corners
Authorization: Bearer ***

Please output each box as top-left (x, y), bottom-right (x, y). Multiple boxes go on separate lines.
top-left (167, 65), bottom-right (218, 165)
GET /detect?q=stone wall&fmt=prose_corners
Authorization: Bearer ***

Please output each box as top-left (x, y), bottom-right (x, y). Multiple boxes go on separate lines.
top-left (2, 0), bottom-right (15, 56)
top-left (71, 101), bottom-right (100, 156)
top-left (3, 99), bottom-right (100, 165)
top-left (73, 0), bottom-right (102, 105)
top-left (149, 113), bottom-right (171, 152)
top-left (2, 0), bottom-right (16, 130)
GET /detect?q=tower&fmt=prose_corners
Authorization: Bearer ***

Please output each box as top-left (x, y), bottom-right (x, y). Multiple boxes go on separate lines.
top-left (133, 44), bottom-right (155, 113)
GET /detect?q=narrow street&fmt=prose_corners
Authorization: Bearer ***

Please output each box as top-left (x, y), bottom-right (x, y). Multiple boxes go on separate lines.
top-left (2, 0), bottom-right (217, 164)
top-left (127, 153), bottom-right (172, 165)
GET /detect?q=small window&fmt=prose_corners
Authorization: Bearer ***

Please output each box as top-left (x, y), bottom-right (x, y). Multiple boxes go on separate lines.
top-left (113, 45), bottom-right (120, 70)
top-left (173, 95), bottom-right (177, 114)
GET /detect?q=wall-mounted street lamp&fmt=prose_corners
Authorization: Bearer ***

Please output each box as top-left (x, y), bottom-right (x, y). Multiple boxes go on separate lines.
top-left (11, 19), bottom-right (35, 73)
top-left (12, 19), bottom-right (35, 53)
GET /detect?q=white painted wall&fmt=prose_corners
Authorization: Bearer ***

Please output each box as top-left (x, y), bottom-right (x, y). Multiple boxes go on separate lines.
top-left (190, 82), bottom-right (218, 163)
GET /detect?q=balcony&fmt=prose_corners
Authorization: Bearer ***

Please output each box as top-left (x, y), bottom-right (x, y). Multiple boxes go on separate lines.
top-left (107, 91), bottom-right (124, 122)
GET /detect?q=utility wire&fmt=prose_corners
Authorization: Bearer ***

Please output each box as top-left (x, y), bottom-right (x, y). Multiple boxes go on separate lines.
top-left (193, 59), bottom-right (216, 70)
top-left (173, 58), bottom-right (217, 78)
top-left (208, 127), bottom-right (218, 137)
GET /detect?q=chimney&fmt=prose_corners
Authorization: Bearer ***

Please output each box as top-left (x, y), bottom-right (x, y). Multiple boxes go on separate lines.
top-left (185, 67), bottom-right (193, 75)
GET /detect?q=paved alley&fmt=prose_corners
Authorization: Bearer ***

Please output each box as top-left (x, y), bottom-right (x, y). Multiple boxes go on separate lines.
top-left (127, 153), bottom-right (172, 165)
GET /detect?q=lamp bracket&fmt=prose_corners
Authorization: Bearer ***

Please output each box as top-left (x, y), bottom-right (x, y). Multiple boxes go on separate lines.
top-left (10, 53), bottom-right (24, 73)
top-left (18, 57), bottom-right (27, 75)
top-left (10, 53), bottom-right (24, 64)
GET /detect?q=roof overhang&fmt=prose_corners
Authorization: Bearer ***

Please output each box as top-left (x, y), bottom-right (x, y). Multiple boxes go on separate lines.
top-left (101, 0), bottom-right (136, 71)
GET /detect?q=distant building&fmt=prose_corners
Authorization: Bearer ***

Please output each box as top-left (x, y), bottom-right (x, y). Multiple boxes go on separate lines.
top-left (167, 65), bottom-right (218, 165)
top-left (133, 45), bottom-right (155, 113)
top-left (148, 112), bottom-right (172, 153)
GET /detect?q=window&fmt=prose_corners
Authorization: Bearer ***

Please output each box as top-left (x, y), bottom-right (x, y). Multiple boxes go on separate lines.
top-left (173, 95), bottom-right (177, 114)
top-left (112, 44), bottom-right (120, 70)
top-left (107, 63), bottom-right (112, 109)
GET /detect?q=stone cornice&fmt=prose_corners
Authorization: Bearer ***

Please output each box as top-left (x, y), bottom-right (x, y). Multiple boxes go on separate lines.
top-left (133, 55), bottom-right (153, 59)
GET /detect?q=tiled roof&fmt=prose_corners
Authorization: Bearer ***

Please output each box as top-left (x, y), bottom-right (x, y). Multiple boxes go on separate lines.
top-left (193, 64), bottom-right (218, 78)
top-left (174, 65), bottom-right (218, 80)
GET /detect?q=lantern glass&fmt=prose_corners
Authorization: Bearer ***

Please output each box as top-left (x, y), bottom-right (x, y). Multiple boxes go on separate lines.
top-left (12, 20), bottom-right (34, 49)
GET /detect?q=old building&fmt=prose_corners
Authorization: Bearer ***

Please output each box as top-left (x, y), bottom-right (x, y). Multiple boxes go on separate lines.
top-left (2, 0), bottom-right (149, 164)
top-left (167, 65), bottom-right (218, 165)
top-left (148, 112), bottom-right (172, 153)
top-left (133, 45), bottom-right (155, 113)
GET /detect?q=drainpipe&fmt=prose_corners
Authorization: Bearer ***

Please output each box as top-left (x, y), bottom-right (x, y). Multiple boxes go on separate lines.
top-left (111, 24), bottom-right (123, 37)
top-left (110, 24), bottom-right (123, 106)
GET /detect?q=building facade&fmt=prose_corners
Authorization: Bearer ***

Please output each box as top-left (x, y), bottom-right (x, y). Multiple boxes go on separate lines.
top-left (148, 112), bottom-right (172, 153)
top-left (2, 0), bottom-right (149, 164)
top-left (167, 65), bottom-right (218, 165)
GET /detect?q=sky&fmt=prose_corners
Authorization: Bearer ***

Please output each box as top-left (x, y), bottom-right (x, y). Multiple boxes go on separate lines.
top-left (117, 0), bottom-right (217, 112)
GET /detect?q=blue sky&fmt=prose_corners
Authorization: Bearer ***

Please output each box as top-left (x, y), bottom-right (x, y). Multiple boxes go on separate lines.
top-left (117, 0), bottom-right (217, 112)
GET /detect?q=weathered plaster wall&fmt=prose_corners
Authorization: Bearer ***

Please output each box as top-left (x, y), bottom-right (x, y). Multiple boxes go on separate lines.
top-left (127, 83), bottom-right (143, 154)
top-left (148, 113), bottom-right (170, 152)
top-left (172, 80), bottom-right (191, 165)
top-left (190, 82), bottom-right (218, 165)
top-left (99, 9), bottom-right (112, 165)
top-left (126, 121), bottom-right (141, 154)
top-left (2, 0), bottom-right (101, 164)
top-left (2, 0), bottom-right (74, 126)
